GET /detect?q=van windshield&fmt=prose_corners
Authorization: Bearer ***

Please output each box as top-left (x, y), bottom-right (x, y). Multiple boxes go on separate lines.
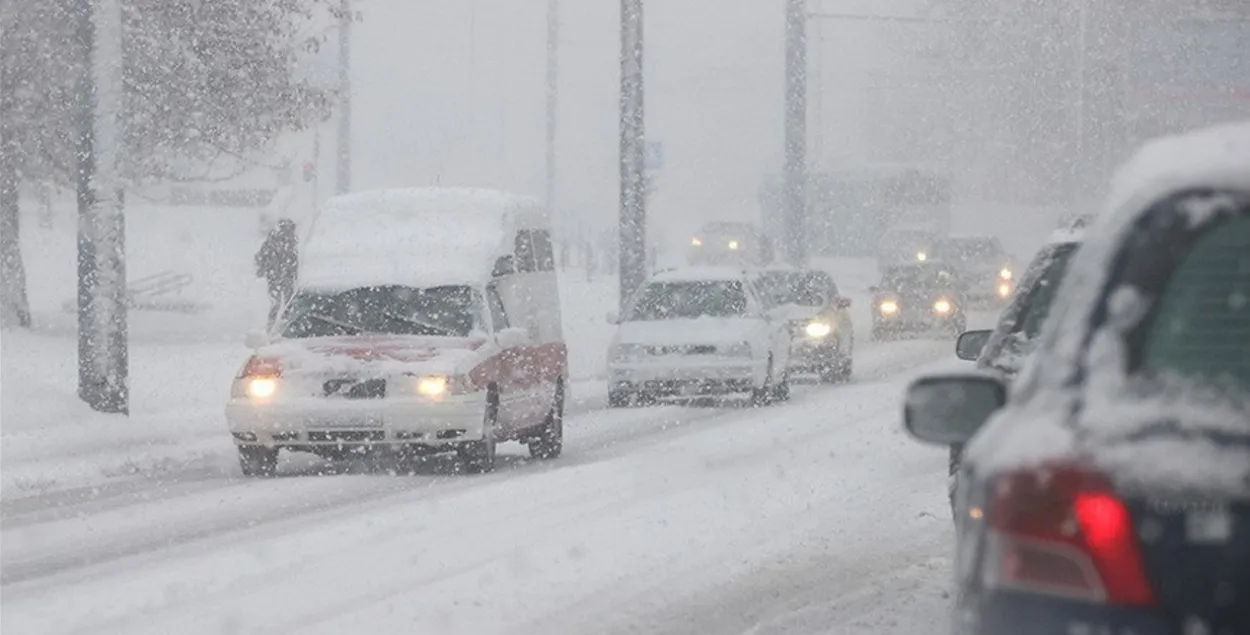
top-left (628, 280), bottom-right (748, 321)
top-left (280, 285), bottom-right (483, 338)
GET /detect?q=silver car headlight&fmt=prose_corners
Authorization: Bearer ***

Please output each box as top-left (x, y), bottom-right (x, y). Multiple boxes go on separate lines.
top-left (611, 343), bottom-right (648, 362)
top-left (720, 342), bottom-right (754, 358)
top-left (804, 321), bottom-right (833, 338)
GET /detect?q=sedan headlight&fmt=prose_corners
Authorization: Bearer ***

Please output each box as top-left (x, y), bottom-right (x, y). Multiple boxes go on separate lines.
top-left (721, 342), bottom-right (754, 358)
top-left (933, 299), bottom-right (953, 315)
top-left (879, 300), bottom-right (899, 316)
top-left (415, 375), bottom-right (448, 398)
top-left (691, 237), bottom-right (702, 247)
top-left (916, 252), bottom-right (928, 262)
top-left (727, 240), bottom-right (740, 250)
top-left (997, 282), bottom-right (1012, 298)
top-left (804, 321), bottom-right (833, 338)
top-left (999, 267), bottom-right (1013, 280)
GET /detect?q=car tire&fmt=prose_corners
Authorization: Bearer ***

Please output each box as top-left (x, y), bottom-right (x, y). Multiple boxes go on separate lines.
top-left (608, 389), bottom-right (632, 408)
top-left (751, 356), bottom-right (775, 407)
top-left (528, 380), bottom-right (564, 460)
top-left (460, 390), bottom-right (499, 474)
top-left (771, 372), bottom-right (791, 402)
top-left (238, 445), bottom-right (279, 477)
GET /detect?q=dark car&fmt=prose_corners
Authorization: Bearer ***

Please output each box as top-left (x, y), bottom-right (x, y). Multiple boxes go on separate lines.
top-left (757, 267), bottom-right (855, 383)
top-left (903, 123), bottom-right (1250, 635)
top-left (944, 222), bottom-right (1087, 513)
top-left (870, 262), bottom-right (967, 340)
top-left (931, 235), bottom-right (1016, 307)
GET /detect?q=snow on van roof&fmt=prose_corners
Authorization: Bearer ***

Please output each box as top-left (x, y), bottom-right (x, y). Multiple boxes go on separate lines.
top-left (299, 188), bottom-right (545, 290)
top-left (650, 266), bottom-right (751, 283)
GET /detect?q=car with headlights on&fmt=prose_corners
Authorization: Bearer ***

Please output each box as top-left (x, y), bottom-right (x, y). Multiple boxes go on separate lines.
top-left (757, 267), bottom-right (854, 383)
top-left (870, 262), bottom-right (967, 341)
top-left (606, 267), bottom-right (791, 407)
top-left (903, 120), bottom-right (1250, 635)
top-left (931, 235), bottom-right (1017, 307)
top-left (226, 188), bottom-right (567, 477)
top-left (687, 221), bottom-right (773, 267)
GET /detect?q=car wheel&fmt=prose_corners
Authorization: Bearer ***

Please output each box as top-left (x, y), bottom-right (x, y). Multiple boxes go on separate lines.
top-left (238, 445), bottom-right (279, 477)
top-left (751, 356), bottom-right (775, 407)
top-left (608, 389), bottom-right (632, 408)
top-left (771, 372), bottom-right (791, 402)
top-left (528, 380), bottom-right (564, 460)
top-left (460, 390), bottom-right (499, 474)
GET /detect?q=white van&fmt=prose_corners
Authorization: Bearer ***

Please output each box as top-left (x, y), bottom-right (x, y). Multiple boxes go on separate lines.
top-left (225, 187), bottom-right (566, 476)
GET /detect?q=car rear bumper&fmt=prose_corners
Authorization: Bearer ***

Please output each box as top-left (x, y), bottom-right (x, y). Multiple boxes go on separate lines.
top-left (609, 359), bottom-right (766, 395)
top-left (786, 339), bottom-right (843, 370)
top-left (225, 393), bottom-right (489, 447)
top-left (967, 590), bottom-right (1170, 635)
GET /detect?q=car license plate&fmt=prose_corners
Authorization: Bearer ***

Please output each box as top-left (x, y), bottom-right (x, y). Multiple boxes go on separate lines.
top-left (1186, 507), bottom-right (1233, 544)
top-left (313, 417), bottom-right (378, 429)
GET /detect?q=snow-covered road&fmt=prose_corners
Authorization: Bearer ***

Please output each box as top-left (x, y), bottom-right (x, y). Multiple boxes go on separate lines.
top-left (2, 338), bottom-right (960, 635)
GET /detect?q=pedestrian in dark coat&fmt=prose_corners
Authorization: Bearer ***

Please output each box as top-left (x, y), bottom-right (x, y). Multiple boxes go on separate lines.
top-left (255, 218), bottom-right (299, 328)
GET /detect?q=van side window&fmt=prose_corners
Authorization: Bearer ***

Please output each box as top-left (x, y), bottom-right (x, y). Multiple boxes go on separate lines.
top-left (515, 231), bottom-right (537, 273)
top-left (486, 285), bottom-right (510, 330)
top-left (530, 230), bottom-right (556, 271)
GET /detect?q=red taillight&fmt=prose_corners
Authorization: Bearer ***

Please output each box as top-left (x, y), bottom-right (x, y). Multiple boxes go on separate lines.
top-left (984, 462), bottom-right (1155, 606)
top-left (240, 356), bottom-right (282, 378)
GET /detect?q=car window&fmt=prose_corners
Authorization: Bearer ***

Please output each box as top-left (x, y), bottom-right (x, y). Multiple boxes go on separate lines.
top-left (1012, 244), bottom-right (1078, 340)
top-left (281, 285), bottom-right (483, 338)
top-left (530, 230), bottom-right (556, 272)
top-left (486, 284), bottom-right (509, 330)
top-left (1141, 214), bottom-right (1250, 390)
top-left (627, 280), bottom-right (748, 321)
top-left (515, 231), bottom-right (537, 273)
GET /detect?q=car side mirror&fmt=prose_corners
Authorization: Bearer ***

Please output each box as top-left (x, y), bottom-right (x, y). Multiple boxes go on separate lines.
top-left (903, 373), bottom-right (1007, 445)
top-left (492, 255), bottom-right (516, 278)
top-left (955, 329), bottom-right (993, 361)
top-left (835, 296), bottom-right (852, 309)
top-left (496, 326), bottom-right (530, 348)
top-left (605, 311), bottom-right (620, 325)
top-left (245, 329), bottom-right (271, 349)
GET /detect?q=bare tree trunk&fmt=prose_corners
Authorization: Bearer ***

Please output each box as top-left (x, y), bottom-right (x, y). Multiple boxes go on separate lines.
top-left (0, 21), bottom-right (32, 330)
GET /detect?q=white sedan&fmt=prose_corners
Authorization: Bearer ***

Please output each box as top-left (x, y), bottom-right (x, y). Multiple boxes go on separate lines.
top-left (606, 267), bottom-right (792, 407)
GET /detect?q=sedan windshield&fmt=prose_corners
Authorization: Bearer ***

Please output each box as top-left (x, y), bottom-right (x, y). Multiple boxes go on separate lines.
top-left (881, 266), bottom-right (956, 291)
top-left (280, 285), bottom-right (483, 338)
top-left (628, 280), bottom-right (748, 320)
top-left (934, 238), bottom-right (1002, 264)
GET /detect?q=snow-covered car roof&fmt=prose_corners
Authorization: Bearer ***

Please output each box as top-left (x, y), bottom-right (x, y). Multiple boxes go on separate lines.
top-left (649, 266), bottom-right (754, 283)
top-left (967, 119), bottom-right (1250, 481)
top-left (299, 187), bottom-right (546, 290)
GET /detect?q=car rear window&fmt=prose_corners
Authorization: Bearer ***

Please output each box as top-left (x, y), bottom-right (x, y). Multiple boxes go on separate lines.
top-left (1141, 214), bottom-right (1250, 391)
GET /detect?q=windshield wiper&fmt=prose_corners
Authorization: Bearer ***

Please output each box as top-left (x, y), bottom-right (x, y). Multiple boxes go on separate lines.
top-left (381, 312), bottom-right (456, 336)
top-left (306, 313), bottom-right (365, 334)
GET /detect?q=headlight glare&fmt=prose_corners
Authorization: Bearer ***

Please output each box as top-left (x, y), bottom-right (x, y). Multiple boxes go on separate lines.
top-left (804, 321), bottom-right (833, 338)
top-left (416, 375), bottom-right (449, 398)
top-left (999, 268), bottom-right (1012, 280)
top-left (933, 299), bottom-right (953, 315)
top-left (727, 240), bottom-right (740, 250)
top-left (691, 237), bottom-right (702, 247)
top-left (916, 252), bottom-right (927, 262)
top-left (879, 300), bottom-right (899, 315)
top-left (997, 282), bottom-right (1012, 298)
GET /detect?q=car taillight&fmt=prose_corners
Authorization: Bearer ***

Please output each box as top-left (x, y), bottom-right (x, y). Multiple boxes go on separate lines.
top-left (240, 356), bottom-right (282, 378)
top-left (983, 462), bottom-right (1155, 606)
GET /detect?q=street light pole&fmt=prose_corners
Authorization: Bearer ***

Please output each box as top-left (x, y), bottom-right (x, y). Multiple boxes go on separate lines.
top-left (545, 0), bottom-right (559, 213)
top-left (336, 0), bottom-right (352, 195)
top-left (618, 0), bottom-right (646, 312)
top-left (783, 0), bottom-right (808, 266)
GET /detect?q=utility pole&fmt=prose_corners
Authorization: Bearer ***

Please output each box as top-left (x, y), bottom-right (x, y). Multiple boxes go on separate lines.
top-left (76, 0), bottom-right (128, 414)
top-left (336, 0), bottom-right (352, 195)
top-left (618, 0), bottom-right (646, 311)
top-left (783, 0), bottom-right (808, 266)
top-left (545, 0), bottom-right (559, 213)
